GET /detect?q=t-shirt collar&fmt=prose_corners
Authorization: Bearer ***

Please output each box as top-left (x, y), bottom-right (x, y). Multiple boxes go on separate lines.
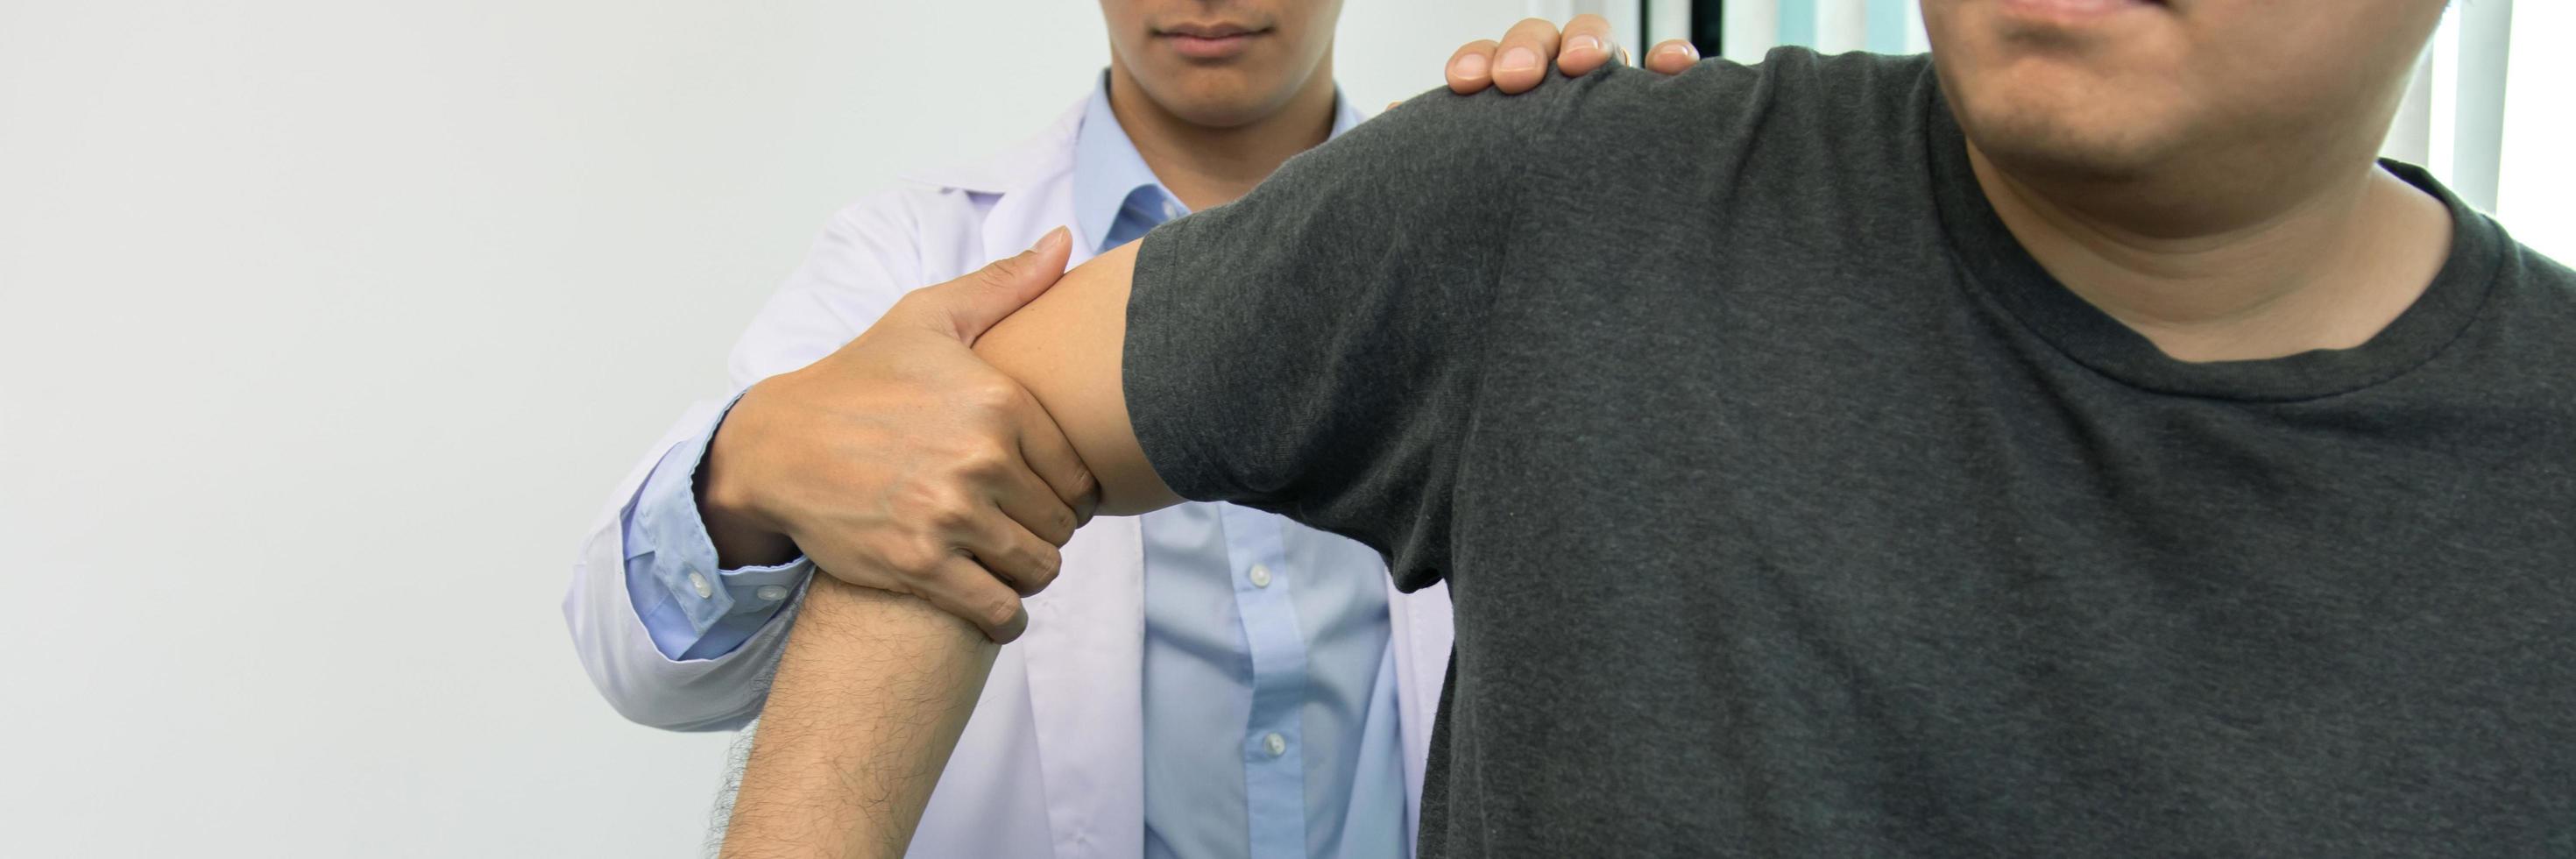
top-left (1072, 69), bottom-right (1361, 252)
top-left (1923, 79), bottom-right (2503, 401)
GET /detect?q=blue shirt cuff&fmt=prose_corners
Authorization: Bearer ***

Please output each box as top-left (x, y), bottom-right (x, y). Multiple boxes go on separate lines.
top-left (620, 394), bottom-right (814, 661)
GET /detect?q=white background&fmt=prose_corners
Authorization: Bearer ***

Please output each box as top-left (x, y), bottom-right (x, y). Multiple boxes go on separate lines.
top-left (2, 2), bottom-right (2570, 857)
top-left (2498, 1), bottom-right (2576, 260)
top-left (0, 2), bottom-right (1532, 856)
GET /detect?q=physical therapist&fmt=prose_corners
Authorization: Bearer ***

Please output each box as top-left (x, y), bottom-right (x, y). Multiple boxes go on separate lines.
top-left (563, 4), bottom-right (1692, 857)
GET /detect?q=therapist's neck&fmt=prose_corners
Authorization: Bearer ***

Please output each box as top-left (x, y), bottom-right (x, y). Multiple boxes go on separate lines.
top-left (1107, 53), bottom-right (1339, 212)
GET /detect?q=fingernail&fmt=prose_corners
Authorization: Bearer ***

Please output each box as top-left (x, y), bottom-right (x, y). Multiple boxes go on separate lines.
top-left (1668, 41), bottom-right (1701, 60)
top-left (1566, 34), bottom-right (1602, 57)
top-left (1497, 46), bottom-right (1540, 74)
top-left (1452, 51), bottom-right (1489, 79)
top-left (1032, 225), bottom-right (1068, 252)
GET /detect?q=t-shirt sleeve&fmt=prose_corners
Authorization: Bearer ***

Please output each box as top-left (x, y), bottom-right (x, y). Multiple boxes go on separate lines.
top-left (1123, 82), bottom-right (1572, 592)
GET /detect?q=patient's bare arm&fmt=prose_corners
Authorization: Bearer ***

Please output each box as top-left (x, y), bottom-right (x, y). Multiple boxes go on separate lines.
top-left (718, 576), bottom-right (995, 859)
top-left (706, 235), bottom-right (1137, 859)
top-left (708, 22), bottom-right (1645, 851)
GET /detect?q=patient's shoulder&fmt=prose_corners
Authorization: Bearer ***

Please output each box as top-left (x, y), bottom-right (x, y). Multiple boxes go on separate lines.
top-left (1544, 47), bottom-right (1931, 148)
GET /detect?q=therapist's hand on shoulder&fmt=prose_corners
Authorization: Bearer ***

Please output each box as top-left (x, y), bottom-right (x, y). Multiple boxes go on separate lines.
top-left (1442, 14), bottom-right (1699, 96)
top-left (698, 228), bottom-right (1094, 645)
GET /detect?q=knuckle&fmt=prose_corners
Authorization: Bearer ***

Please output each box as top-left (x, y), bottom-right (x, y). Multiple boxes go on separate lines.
top-left (893, 479), bottom-right (954, 517)
top-left (1508, 18), bottom-right (1554, 39)
top-left (1017, 562), bottom-right (1059, 594)
top-left (924, 500), bottom-right (976, 534)
top-left (981, 593), bottom-right (1021, 629)
top-left (893, 540), bottom-right (952, 578)
top-left (959, 376), bottom-right (1021, 413)
top-left (889, 288), bottom-right (952, 323)
top-left (977, 255), bottom-right (1025, 285)
top-left (954, 442), bottom-right (1016, 479)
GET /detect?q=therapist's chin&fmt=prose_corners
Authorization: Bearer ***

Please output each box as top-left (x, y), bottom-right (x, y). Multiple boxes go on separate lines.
top-left (1137, 73), bottom-right (1307, 129)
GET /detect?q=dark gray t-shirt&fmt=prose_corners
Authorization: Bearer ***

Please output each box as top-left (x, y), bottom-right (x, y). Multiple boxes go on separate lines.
top-left (1124, 48), bottom-right (2576, 856)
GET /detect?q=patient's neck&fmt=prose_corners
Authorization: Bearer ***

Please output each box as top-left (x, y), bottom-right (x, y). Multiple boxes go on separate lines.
top-left (1967, 141), bottom-right (2453, 363)
top-left (1107, 56), bottom-right (1337, 213)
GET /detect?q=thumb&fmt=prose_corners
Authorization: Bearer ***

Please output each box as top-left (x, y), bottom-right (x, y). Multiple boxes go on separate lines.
top-left (942, 225), bottom-right (1073, 344)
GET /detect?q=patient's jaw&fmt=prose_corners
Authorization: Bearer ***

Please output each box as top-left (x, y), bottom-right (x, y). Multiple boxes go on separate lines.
top-left (1922, 0), bottom-right (2444, 231)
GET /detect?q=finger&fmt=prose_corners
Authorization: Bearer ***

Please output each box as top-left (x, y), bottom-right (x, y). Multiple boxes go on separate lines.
top-left (1554, 14), bottom-right (1619, 77)
top-left (1445, 39), bottom-right (1499, 94)
top-left (965, 507), bottom-right (1066, 599)
top-left (927, 225), bottom-right (1075, 344)
top-left (1010, 386), bottom-right (1099, 527)
top-left (987, 446), bottom-right (1081, 549)
top-left (1644, 39), bottom-right (1700, 75)
top-left (912, 553), bottom-right (1030, 643)
top-left (1492, 18), bottom-right (1564, 95)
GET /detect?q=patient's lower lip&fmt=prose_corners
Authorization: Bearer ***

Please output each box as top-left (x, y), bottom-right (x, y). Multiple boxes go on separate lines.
top-left (1996, 0), bottom-right (2159, 25)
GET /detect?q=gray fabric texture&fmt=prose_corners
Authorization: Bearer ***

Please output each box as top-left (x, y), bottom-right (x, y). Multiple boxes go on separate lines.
top-left (1123, 47), bottom-right (2576, 857)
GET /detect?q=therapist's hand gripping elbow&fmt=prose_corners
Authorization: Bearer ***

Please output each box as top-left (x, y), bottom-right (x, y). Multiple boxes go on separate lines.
top-left (697, 228), bottom-right (1095, 644)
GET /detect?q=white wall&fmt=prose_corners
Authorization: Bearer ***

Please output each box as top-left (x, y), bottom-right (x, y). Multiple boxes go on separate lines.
top-left (0, 1), bottom-right (1532, 856)
top-left (2500, 1), bottom-right (2576, 263)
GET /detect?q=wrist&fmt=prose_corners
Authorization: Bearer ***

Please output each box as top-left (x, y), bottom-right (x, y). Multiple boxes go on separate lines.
top-left (700, 395), bottom-right (799, 568)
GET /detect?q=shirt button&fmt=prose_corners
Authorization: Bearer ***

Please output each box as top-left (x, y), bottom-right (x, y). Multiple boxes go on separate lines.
top-left (1161, 200), bottom-right (1183, 220)
top-left (688, 571), bottom-right (713, 599)
top-left (754, 585), bottom-right (789, 602)
top-left (1263, 732), bottom-right (1287, 757)
top-left (1248, 564), bottom-right (1273, 588)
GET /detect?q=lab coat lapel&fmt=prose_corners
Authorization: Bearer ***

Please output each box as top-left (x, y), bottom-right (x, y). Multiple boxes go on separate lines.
top-left (971, 110), bottom-right (1093, 272)
top-left (1386, 578), bottom-right (1454, 849)
top-left (971, 119), bottom-right (1148, 858)
top-left (1019, 515), bottom-right (1148, 859)
top-left (912, 100), bottom-right (1145, 858)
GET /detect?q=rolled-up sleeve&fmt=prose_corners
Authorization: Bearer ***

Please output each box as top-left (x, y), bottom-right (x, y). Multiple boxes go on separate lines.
top-left (620, 394), bottom-right (815, 661)
top-left (563, 188), bottom-right (931, 731)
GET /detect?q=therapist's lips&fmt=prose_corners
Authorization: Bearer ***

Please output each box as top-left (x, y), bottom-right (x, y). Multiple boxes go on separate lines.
top-left (1155, 23), bottom-right (1271, 60)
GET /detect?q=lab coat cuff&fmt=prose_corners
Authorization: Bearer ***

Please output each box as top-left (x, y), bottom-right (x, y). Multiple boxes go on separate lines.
top-left (628, 392), bottom-right (815, 634)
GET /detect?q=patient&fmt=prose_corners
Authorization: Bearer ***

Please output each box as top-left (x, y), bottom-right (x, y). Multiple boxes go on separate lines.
top-left (728, 2), bottom-right (2576, 856)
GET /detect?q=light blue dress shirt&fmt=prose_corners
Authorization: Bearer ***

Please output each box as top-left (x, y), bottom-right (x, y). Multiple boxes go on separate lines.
top-left (619, 75), bottom-right (1408, 859)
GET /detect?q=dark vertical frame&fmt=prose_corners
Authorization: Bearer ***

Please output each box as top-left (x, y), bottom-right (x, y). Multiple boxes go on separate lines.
top-left (1642, 0), bottom-right (1724, 60)
top-left (1690, 0), bottom-right (1724, 58)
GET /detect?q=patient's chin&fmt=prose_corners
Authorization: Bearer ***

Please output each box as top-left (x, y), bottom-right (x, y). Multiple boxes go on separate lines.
top-left (1960, 96), bottom-right (2184, 186)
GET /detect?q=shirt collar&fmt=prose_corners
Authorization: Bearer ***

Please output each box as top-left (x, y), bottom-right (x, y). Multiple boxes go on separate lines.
top-left (1071, 70), bottom-right (1362, 252)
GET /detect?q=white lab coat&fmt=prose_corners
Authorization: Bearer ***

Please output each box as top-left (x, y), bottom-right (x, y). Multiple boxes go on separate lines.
top-left (564, 96), bottom-right (1456, 858)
